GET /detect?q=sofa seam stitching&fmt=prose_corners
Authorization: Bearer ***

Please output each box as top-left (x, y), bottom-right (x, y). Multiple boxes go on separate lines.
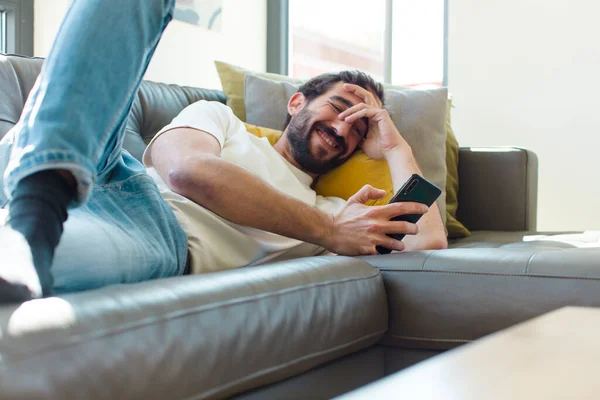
top-left (387, 334), bottom-right (471, 343)
top-left (420, 250), bottom-right (436, 270)
top-left (524, 251), bottom-right (538, 274)
top-left (378, 269), bottom-right (600, 281)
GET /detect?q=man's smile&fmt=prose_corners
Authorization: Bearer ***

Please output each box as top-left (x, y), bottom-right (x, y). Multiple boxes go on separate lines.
top-left (315, 127), bottom-right (339, 150)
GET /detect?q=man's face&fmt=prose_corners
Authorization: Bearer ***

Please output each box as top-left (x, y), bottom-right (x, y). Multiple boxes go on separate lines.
top-left (285, 82), bottom-right (372, 175)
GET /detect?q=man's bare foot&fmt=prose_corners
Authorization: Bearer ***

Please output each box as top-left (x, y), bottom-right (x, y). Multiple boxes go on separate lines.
top-left (0, 226), bottom-right (42, 303)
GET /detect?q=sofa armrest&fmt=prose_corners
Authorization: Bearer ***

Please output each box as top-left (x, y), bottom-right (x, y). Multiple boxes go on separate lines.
top-left (456, 147), bottom-right (538, 231)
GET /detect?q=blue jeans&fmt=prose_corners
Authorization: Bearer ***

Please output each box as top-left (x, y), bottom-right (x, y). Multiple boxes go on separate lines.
top-left (0, 0), bottom-right (188, 294)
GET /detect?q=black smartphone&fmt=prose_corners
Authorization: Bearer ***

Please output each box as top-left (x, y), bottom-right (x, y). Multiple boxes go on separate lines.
top-left (376, 174), bottom-right (442, 255)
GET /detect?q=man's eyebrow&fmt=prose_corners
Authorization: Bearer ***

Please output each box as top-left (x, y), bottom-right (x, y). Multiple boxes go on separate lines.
top-left (329, 95), bottom-right (355, 109)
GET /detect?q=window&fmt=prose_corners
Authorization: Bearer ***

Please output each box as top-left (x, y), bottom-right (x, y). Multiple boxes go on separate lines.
top-left (288, 0), bottom-right (387, 82)
top-left (0, 9), bottom-right (7, 53)
top-left (270, 0), bottom-right (446, 86)
top-left (0, 0), bottom-right (34, 56)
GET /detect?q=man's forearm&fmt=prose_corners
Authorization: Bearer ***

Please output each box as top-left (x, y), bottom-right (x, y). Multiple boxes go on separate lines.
top-left (168, 155), bottom-right (332, 247)
top-left (384, 147), bottom-right (448, 250)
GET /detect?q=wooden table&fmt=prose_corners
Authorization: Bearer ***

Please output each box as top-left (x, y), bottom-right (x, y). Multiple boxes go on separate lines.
top-left (338, 307), bottom-right (600, 399)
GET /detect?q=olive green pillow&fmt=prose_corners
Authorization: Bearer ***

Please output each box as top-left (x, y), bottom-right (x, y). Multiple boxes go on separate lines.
top-left (214, 61), bottom-right (303, 122)
top-left (445, 98), bottom-right (470, 238)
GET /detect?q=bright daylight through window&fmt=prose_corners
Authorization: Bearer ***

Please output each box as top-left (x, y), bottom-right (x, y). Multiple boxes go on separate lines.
top-left (0, 10), bottom-right (7, 54)
top-left (288, 0), bottom-right (445, 86)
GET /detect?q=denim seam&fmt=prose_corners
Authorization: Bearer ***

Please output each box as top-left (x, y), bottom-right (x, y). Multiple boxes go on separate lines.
top-left (99, 172), bottom-right (149, 188)
top-left (4, 150), bottom-right (94, 200)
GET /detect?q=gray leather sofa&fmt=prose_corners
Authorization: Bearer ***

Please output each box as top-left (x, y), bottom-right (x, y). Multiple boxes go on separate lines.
top-left (1, 54), bottom-right (600, 399)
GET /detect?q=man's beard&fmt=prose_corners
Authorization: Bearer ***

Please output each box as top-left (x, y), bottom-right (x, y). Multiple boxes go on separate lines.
top-left (286, 107), bottom-right (352, 175)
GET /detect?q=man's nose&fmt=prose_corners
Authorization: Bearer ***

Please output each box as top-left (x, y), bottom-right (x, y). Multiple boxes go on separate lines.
top-left (332, 120), bottom-right (352, 138)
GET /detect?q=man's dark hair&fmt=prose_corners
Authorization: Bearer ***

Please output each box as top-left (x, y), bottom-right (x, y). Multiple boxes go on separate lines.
top-left (283, 70), bottom-right (385, 129)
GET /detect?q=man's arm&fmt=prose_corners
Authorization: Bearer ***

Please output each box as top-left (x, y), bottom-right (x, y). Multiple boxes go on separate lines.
top-left (383, 147), bottom-right (448, 251)
top-left (150, 128), bottom-right (330, 245)
top-left (340, 84), bottom-right (448, 251)
top-left (149, 127), bottom-right (425, 255)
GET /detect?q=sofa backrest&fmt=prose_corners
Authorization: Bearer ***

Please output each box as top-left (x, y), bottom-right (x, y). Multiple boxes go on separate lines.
top-left (0, 54), bottom-right (227, 161)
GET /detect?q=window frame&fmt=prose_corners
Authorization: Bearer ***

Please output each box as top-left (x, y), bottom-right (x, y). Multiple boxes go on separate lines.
top-left (1, 9), bottom-right (7, 53)
top-left (266, 0), bottom-right (448, 86)
top-left (0, 0), bottom-right (33, 56)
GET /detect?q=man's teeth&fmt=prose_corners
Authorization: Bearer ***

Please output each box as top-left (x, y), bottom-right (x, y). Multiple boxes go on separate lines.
top-left (317, 129), bottom-right (336, 148)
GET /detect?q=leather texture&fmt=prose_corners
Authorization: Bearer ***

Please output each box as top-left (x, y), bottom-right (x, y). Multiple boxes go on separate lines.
top-left (233, 346), bottom-right (386, 400)
top-left (0, 257), bottom-right (387, 399)
top-left (360, 230), bottom-right (600, 350)
top-left (124, 80), bottom-right (226, 161)
top-left (449, 230), bottom-right (577, 248)
top-left (457, 147), bottom-right (538, 231)
top-left (0, 55), bottom-right (45, 138)
top-left (0, 54), bottom-right (227, 163)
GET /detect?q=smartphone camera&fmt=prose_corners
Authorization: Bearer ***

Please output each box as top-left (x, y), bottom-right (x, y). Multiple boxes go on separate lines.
top-left (404, 179), bottom-right (419, 195)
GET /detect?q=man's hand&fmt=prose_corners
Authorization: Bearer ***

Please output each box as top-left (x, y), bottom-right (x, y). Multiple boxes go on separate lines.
top-left (324, 185), bottom-right (428, 256)
top-left (338, 83), bottom-right (410, 160)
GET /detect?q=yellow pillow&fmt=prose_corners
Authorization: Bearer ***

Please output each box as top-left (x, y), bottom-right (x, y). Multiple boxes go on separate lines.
top-left (222, 60), bottom-right (470, 237)
top-left (243, 123), bottom-right (281, 146)
top-left (315, 151), bottom-right (393, 207)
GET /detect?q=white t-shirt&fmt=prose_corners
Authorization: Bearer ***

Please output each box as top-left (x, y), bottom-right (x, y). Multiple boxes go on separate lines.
top-left (142, 100), bottom-right (346, 274)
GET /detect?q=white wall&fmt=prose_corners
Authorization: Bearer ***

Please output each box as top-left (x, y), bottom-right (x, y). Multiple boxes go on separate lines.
top-left (145, 0), bottom-right (266, 88)
top-left (33, 0), bottom-right (71, 57)
top-left (32, 0), bottom-right (267, 89)
top-left (448, 0), bottom-right (600, 231)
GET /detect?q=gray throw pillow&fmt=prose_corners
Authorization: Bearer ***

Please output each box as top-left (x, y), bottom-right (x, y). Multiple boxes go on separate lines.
top-left (244, 74), bottom-right (448, 223)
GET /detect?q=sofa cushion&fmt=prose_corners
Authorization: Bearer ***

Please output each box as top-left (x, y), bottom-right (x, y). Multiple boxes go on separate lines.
top-left (449, 230), bottom-right (576, 248)
top-left (244, 74), bottom-right (449, 223)
top-left (124, 80), bottom-right (227, 161)
top-left (0, 55), bottom-right (45, 139)
top-left (360, 231), bottom-right (600, 351)
top-left (0, 54), bottom-right (227, 163)
top-left (214, 60), bottom-right (304, 122)
top-left (0, 257), bottom-right (387, 399)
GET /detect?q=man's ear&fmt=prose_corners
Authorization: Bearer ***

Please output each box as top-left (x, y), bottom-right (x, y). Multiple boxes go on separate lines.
top-left (287, 92), bottom-right (306, 116)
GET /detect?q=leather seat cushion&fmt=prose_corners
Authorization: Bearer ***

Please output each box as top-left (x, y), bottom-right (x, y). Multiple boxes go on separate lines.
top-left (360, 231), bottom-right (600, 350)
top-left (0, 257), bottom-right (387, 399)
